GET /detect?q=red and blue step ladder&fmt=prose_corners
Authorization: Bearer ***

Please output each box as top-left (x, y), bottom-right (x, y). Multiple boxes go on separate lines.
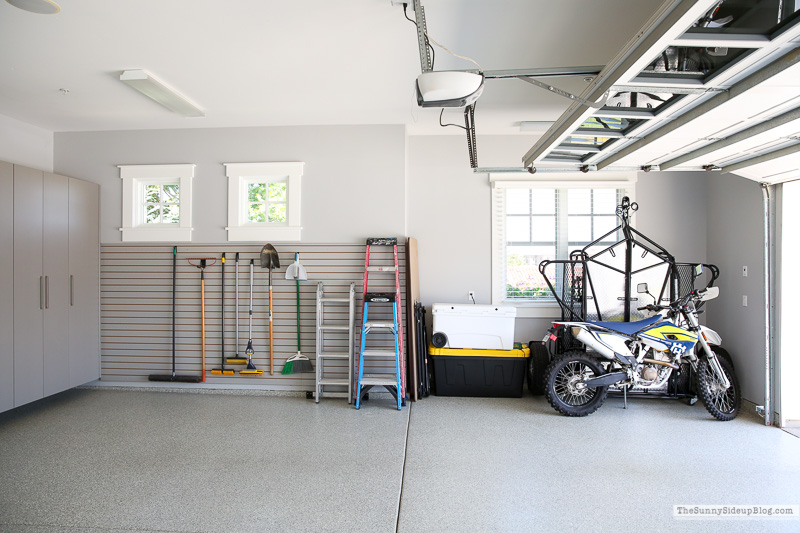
top-left (355, 237), bottom-right (406, 410)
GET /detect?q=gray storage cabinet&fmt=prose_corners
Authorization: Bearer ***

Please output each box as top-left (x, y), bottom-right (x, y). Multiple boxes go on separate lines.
top-left (2, 162), bottom-right (100, 413)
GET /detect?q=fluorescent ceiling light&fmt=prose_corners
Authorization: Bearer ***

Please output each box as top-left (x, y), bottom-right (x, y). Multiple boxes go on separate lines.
top-left (120, 69), bottom-right (204, 118)
top-left (5, 0), bottom-right (60, 14)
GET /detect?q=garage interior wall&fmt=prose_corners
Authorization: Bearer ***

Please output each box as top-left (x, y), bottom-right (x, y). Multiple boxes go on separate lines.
top-left (0, 114), bottom-right (53, 172)
top-left (49, 122), bottom-right (767, 405)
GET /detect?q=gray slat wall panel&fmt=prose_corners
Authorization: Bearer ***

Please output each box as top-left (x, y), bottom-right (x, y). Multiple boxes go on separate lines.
top-left (100, 243), bottom-right (407, 389)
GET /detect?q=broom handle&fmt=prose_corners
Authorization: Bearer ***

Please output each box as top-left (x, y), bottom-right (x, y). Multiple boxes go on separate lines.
top-left (296, 280), bottom-right (301, 351)
top-left (201, 271), bottom-right (206, 382)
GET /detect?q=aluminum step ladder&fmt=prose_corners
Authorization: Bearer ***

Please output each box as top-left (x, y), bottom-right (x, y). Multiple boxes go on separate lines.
top-left (314, 282), bottom-right (355, 403)
top-left (355, 237), bottom-right (405, 410)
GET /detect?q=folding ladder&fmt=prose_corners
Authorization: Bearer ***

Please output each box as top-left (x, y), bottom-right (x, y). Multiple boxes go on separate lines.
top-left (355, 237), bottom-right (405, 410)
top-left (315, 282), bottom-right (355, 403)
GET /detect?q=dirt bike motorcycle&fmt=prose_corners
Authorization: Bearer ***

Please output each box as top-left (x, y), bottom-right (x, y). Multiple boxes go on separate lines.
top-left (542, 275), bottom-right (740, 421)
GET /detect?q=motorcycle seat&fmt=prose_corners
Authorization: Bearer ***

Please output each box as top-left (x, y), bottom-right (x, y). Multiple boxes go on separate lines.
top-left (589, 315), bottom-right (661, 336)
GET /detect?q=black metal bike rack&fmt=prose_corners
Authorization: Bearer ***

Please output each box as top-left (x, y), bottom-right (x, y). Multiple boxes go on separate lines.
top-left (535, 197), bottom-right (720, 399)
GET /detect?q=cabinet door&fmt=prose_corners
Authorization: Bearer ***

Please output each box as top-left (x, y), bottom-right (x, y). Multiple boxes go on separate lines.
top-left (43, 173), bottom-right (70, 396)
top-left (0, 162), bottom-right (13, 413)
top-left (13, 165), bottom-right (44, 407)
top-left (69, 178), bottom-right (100, 386)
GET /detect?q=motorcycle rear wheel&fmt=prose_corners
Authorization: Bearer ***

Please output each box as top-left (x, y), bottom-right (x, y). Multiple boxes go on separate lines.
top-left (544, 351), bottom-right (608, 417)
top-left (695, 356), bottom-right (741, 421)
top-left (527, 341), bottom-right (550, 396)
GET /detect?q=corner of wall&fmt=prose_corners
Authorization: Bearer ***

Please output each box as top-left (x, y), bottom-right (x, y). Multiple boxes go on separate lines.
top-left (0, 114), bottom-right (54, 172)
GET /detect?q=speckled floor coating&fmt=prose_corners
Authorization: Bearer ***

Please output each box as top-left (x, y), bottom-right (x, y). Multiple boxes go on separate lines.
top-left (1, 389), bottom-right (799, 533)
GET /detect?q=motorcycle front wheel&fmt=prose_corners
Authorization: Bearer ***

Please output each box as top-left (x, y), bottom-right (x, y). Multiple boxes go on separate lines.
top-left (695, 356), bottom-right (741, 421)
top-left (544, 351), bottom-right (608, 417)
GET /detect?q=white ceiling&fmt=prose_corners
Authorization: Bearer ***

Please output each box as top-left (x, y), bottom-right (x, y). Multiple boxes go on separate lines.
top-left (0, 0), bottom-right (665, 134)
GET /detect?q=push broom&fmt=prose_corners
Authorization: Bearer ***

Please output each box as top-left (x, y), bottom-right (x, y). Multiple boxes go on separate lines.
top-left (211, 253), bottom-right (234, 376)
top-left (149, 246), bottom-right (202, 383)
top-left (224, 253), bottom-right (248, 367)
top-left (282, 252), bottom-right (313, 374)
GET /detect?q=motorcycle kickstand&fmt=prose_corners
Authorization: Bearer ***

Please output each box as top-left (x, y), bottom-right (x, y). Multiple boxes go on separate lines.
top-left (623, 386), bottom-right (628, 409)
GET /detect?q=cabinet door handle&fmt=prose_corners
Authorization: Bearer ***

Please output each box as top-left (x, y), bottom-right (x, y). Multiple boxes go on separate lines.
top-left (45, 276), bottom-right (49, 309)
top-left (40, 276), bottom-right (44, 309)
top-left (70, 275), bottom-right (74, 306)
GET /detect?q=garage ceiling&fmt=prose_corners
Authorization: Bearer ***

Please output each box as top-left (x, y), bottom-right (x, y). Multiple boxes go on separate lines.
top-left (0, 0), bottom-right (663, 134)
top-left (524, 0), bottom-right (800, 184)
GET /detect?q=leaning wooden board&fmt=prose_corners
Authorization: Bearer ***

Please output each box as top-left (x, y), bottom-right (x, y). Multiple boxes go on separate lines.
top-left (405, 237), bottom-right (420, 401)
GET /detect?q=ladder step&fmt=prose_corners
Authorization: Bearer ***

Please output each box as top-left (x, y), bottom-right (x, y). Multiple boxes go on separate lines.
top-left (360, 374), bottom-right (400, 386)
top-left (320, 297), bottom-right (351, 303)
top-left (365, 292), bottom-right (395, 303)
top-left (313, 391), bottom-right (350, 399)
top-left (318, 352), bottom-right (350, 359)
top-left (320, 324), bottom-right (350, 331)
top-left (364, 321), bottom-right (395, 329)
top-left (361, 349), bottom-right (399, 358)
top-left (366, 237), bottom-right (397, 245)
top-left (366, 266), bottom-right (398, 272)
top-left (319, 378), bottom-right (349, 386)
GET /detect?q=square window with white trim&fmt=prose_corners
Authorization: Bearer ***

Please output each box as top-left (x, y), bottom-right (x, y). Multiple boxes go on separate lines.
top-left (119, 164), bottom-right (194, 242)
top-left (492, 176), bottom-right (634, 316)
top-left (225, 162), bottom-right (303, 242)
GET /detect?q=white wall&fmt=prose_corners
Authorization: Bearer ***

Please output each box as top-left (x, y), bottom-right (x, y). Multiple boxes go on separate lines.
top-left (707, 172), bottom-right (766, 404)
top-left (406, 136), bottom-right (710, 344)
top-left (53, 126), bottom-right (731, 361)
top-left (54, 125), bottom-right (407, 244)
top-left (0, 113), bottom-right (53, 172)
top-left (635, 171), bottom-right (708, 265)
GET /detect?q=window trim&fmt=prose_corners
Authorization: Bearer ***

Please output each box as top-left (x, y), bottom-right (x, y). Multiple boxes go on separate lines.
top-left (224, 162), bottom-right (303, 242)
top-left (491, 175), bottom-right (636, 318)
top-left (119, 164), bottom-right (194, 242)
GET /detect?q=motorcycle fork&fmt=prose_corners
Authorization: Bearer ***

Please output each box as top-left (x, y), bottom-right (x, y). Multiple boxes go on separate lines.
top-left (684, 309), bottom-right (731, 390)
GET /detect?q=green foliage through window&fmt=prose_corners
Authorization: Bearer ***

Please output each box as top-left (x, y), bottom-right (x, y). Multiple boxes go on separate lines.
top-left (143, 183), bottom-right (180, 224)
top-left (247, 180), bottom-right (287, 224)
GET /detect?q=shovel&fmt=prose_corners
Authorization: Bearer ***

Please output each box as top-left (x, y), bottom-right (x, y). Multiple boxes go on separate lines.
top-left (260, 244), bottom-right (280, 375)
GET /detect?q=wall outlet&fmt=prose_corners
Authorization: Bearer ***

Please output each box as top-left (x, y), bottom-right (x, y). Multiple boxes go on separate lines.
top-left (743, 295), bottom-right (748, 307)
top-left (468, 291), bottom-right (475, 302)
top-left (743, 265), bottom-right (748, 277)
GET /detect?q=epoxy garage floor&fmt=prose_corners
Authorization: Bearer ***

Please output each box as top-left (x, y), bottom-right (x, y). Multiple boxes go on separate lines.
top-left (1, 389), bottom-right (799, 533)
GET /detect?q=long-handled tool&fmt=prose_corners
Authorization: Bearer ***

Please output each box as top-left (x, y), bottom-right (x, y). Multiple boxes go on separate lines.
top-left (260, 244), bottom-right (280, 375)
top-left (240, 258), bottom-right (263, 376)
top-left (212, 253), bottom-right (234, 376)
top-left (225, 252), bottom-right (248, 366)
top-left (149, 246), bottom-right (202, 383)
top-left (188, 257), bottom-right (217, 382)
top-left (282, 252), bottom-right (313, 374)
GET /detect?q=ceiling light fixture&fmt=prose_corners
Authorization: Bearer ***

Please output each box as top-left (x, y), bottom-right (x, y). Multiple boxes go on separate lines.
top-left (120, 69), bottom-right (205, 118)
top-left (5, 0), bottom-right (60, 14)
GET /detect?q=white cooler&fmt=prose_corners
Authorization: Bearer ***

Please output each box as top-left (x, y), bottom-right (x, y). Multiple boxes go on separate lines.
top-left (431, 304), bottom-right (516, 350)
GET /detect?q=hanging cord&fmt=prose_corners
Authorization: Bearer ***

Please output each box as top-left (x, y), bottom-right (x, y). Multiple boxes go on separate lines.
top-left (439, 109), bottom-right (466, 130)
top-left (401, 3), bottom-right (481, 72)
top-left (424, 31), bottom-right (482, 72)
top-left (403, 3), bottom-right (435, 69)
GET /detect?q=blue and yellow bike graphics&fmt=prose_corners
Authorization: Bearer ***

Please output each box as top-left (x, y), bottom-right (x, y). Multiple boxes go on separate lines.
top-left (639, 321), bottom-right (698, 357)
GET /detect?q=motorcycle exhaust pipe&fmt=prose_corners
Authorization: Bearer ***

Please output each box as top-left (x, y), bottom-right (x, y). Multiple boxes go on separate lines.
top-left (572, 327), bottom-right (617, 360)
top-left (641, 358), bottom-right (679, 370)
